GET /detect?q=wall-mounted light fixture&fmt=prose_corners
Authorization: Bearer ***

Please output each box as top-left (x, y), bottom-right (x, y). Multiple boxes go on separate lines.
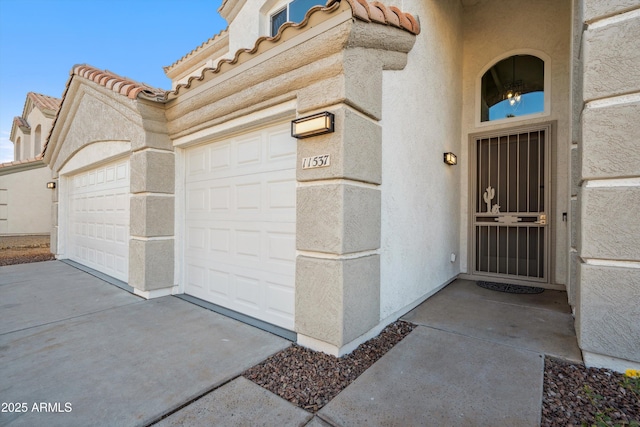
top-left (46, 181), bottom-right (56, 189)
top-left (291, 112), bottom-right (335, 139)
top-left (444, 152), bottom-right (457, 165)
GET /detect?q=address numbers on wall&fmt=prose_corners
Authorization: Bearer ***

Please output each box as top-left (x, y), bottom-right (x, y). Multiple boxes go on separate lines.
top-left (302, 154), bottom-right (331, 169)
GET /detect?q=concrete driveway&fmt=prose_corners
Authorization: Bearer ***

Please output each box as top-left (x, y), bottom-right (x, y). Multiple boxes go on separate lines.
top-left (1, 261), bottom-right (582, 426)
top-left (0, 261), bottom-right (290, 426)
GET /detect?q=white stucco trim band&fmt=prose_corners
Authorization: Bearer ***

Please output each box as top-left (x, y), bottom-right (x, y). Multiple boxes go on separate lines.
top-left (583, 351), bottom-right (640, 373)
top-left (59, 141), bottom-right (130, 176)
top-left (584, 177), bottom-right (640, 187)
top-left (583, 258), bottom-right (640, 269)
top-left (130, 147), bottom-right (174, 154)
top-left (297, 179), bottom-right (380, 190)
top-left (587, 7), bottom-right (640, 28)
top-left (296, 249), bottom-right (380, 259)
top-left (585, 92), bottom-right (640, 109)
top-left (134, 286), bottom-right (178, 300)
top-left (129, 236), bottom-right (174, 242)
top-left (132, 192), bottom-right (174, 197)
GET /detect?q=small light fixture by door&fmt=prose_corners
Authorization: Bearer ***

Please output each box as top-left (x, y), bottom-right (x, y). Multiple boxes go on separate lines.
top-left (444, 152), bottom-right (457, 165)
top-left (46, 181), bottom-right (56, 189)
top-left (291, 112), bottom-right (335, 139)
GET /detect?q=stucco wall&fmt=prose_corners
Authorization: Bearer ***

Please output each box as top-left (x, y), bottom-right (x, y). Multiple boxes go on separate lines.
top-left (0, 163), bottom-right (52, 235)
top-left (380, 0), bottom-right (463, 320)
top-left (460, 0), bottom-right (572, 286)
top-left (226, 0), bottom-right (264, 58)
top-left (46, 77), bottom-right (175, 296)
top-left (576, 0), bottom-right (640, 372)
top-left (26, 107), bottom-right (54, 158)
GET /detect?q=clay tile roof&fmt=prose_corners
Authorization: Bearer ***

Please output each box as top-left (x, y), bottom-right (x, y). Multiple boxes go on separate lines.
top-left (165, 0), bottom-right (419, 100)
top-left (337, 0), bottom-right (420, 34)
top-left (27, 92), bottom-right (62, 113)
top-left (42, 64), bottom-right (167, 157)
top-left (72, 64), bottom-right (166, 100)
top-left (0, 154), bottom-right (44, 169)
top-left (164, 29), bottom-right (229, 73)
top-left (13, 116), bottom-right (30, 130)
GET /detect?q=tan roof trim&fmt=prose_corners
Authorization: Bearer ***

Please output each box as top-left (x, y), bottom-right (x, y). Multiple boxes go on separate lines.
top-left (164, 0), bottom-right (419, 101)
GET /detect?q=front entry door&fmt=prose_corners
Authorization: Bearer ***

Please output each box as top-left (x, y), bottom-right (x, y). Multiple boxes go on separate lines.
top-left (472, 124), bottom-right (550, 282)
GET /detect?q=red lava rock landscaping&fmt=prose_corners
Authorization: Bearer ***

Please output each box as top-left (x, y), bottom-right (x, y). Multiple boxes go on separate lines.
top-left (243, 320), bottom-right (415, 413)
top-left (542, 357), bottom-right (639, 427)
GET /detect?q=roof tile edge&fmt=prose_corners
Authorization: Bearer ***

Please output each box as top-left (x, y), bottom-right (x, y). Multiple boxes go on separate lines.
top-left (164, 0), bottom-right (419, 101)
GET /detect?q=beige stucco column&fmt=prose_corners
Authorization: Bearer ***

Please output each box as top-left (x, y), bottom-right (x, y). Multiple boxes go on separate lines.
top-left (294, 31), bottom-right (416, 356)
top-left (575, 0), bottom-right (640, 372)
top-left (128, 102), bottom-right (176, 297)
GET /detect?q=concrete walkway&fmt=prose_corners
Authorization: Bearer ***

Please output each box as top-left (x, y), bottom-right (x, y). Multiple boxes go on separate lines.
top-left (0, 262), bottom-right (581, 426)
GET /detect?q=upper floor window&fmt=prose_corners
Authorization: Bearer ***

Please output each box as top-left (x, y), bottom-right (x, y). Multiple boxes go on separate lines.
top-left (481, 54), bottom-right (544, 122)
top-left (270, 0), bottom-right (325, 36)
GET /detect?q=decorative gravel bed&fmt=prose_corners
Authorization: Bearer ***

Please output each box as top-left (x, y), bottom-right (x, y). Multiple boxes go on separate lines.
top-left (0, 243), bottom-right (55, 266)
top-left (243, 320), bottom-right (415, 413)
top-left (542, 357), bottom-right (639, 426)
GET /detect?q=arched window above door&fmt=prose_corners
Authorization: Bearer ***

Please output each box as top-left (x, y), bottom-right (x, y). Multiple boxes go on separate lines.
top-left (481, 54), bottom-right (544, 122)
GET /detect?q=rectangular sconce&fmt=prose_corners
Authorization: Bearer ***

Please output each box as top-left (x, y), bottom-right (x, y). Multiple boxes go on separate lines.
top-left (46, 181), bottom-right (56, 189)
top-left (444, 152), bottom-right (457, 165)
top-left (291, 112), bottom-right (335, 139)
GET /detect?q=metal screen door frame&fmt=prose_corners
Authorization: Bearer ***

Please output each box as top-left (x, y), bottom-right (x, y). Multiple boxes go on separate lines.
top-left (469, 122), bottom-right (552, 284)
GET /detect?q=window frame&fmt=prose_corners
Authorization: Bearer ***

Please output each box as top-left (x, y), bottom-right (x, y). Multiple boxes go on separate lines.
top-left (476, 49), bottom-right (551, 127)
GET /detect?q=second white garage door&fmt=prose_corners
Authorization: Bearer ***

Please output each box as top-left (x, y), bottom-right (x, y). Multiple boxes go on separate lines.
top-left (184, 124), bottom-right (296, 330)
top-left (67, 159), bottom-right (130, 282)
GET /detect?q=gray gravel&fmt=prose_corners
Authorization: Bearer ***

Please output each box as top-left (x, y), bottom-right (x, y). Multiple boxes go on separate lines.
top-left (542, 357), bottom-right (639, 426)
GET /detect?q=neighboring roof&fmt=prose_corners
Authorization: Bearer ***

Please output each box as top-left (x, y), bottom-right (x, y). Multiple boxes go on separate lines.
top-left (12, 116), bottom-right (30, 132)
top-left (42, 64), bottom-right (166, 157)
top-left (10, 93), bottom-right (61, 141)
top-left (0, 154), bottom-right (45, 175)
top-left (164, 29), bottom-right (229, 75)
top-left (25, 92), bottom-right (62, 116)
top-left (164, 0), bottom-right (420, 100)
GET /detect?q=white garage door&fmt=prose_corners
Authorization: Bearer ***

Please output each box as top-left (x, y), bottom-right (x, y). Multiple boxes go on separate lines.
top-left (184, 124), bottom-right (296, 330)
top-left (67, 159), bottom-right (129, 282)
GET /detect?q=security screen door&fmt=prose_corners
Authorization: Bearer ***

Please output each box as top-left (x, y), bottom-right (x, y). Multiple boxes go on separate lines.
top-left (472, 125), bottom-right (550, 282)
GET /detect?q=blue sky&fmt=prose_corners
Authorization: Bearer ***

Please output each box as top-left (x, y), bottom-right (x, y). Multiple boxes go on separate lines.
top-left (0, 0), bottom-right (227, 163)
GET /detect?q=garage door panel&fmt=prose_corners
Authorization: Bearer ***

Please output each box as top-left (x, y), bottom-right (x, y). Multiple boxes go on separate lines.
top-left (186, 176), bottom-right (295, 223)
top-left (187, 131), bottom-right (296, 183)
top-left (184, 124), bottom-right (295, 330)
top-left (68, 159), bottom-right (129, 282)
top-left (186, 221), bottom-right (294, 265)
top-left (186, 260), bottom-right (294, 328)
top-left (268, 128), bottom-right (297, 159)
